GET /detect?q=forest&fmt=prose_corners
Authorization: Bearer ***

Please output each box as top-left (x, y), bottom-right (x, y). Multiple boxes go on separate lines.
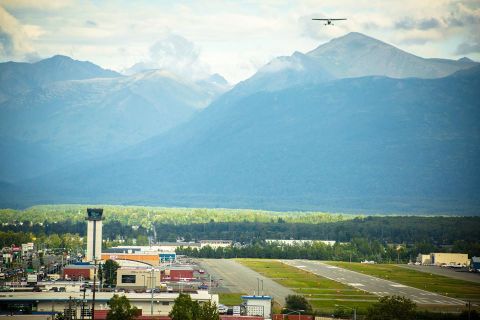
top-left (0, 205), bottom-right (479, 261)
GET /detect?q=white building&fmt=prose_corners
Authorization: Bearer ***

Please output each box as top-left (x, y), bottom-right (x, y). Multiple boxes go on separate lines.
top-left (86, 208), bottom-right (103, 262)
top-left (21, 242), bottom-right (34, 255)
top-left (265, 239), bottom-right (337, 246)
top-left (200, 240), bottom-right (233, 249)
top-left (242, 295), bottom-right (272, 319)
top-left (0, 291), bottom-right (218, 317)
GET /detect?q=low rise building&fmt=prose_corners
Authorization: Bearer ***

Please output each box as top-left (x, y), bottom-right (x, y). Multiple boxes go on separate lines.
top-left (116, 267), bottom-right (163, 290)
top-left (21, 242), bottom-right (34, 255)
top-left (102, 253), bottom-right (160, 266)
top-left (63, 264), bottom-right (96, 280)
top-left (162, 266), bottom-right (194, 281)
top-left (416, 254), bottom-right (432, 265)
top-left (199, 240), bottom-right (233, 249)
top-left (430, 253), bottom-right (469, 266)
top-left (241, 295), bottom-right (272, 319)
top-left (265, 239), bottom-right (337, 246)
top-left (0, 291), bottom-right (218, 317)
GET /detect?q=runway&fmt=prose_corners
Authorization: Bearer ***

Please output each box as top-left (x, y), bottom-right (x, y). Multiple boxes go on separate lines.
top-left (197, 259), bottom-right (295, 305)
top-left (281, 260), bottom-right (466, 306)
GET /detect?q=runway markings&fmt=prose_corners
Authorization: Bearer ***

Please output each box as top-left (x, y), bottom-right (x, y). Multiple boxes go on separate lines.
top-left (348, 283), bottom-right (365, 287)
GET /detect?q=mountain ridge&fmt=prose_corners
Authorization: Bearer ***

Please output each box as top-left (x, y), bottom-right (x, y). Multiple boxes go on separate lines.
top-left (1, 32), bottom-right (480, 213)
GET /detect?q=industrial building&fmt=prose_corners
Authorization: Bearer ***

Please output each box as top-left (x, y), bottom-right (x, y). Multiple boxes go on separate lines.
top-left (416, 254), bottom-right (432, 265)
top-left (417, 253), bottom-right (469, 266)
top-left (430, 253), bottom-right (469, 266)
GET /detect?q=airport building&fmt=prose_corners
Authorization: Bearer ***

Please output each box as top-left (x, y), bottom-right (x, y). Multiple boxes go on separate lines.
top-left (0, 291), bottom-right (218, 318)
top-left (416, 254), bottom-right (432, 265)
top-left (116, 267), bottom-right (163, 290)
top-left (430, 253), bottom-right (469, 266)
top-left (101, 252), bottom-right (160, 266)
top-left (242, 295), bottom-right (272, 319)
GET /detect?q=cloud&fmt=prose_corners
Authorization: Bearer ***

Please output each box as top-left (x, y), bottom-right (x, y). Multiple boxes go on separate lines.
top-left (456, 42), bottom-right (480, 55)
top-left (395, 18), bottom-right (442, 30)
top-left (85, 20), bottom-right (97, 27)
top-left (125, 33), bottom-right (210, 80)
top-left (0, 5), bottom-right (37, 60)
top-left (0, 0), bottom-right (72, 10)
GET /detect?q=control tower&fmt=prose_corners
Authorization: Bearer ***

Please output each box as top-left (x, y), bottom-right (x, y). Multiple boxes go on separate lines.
top-left (86, 208), bottom-right (103, 262)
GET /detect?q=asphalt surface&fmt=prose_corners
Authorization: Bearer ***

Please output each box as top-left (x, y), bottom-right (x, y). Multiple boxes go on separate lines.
top-left (281, 260), bottom-right (466, 306)
top-left (400, 264), bottom-right (480, 284)
top-left (196, 259), bottom-right (295, 305)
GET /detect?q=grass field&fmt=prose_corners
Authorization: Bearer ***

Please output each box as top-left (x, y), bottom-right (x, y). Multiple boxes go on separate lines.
top-left (325, 262), bottom-right (480, 305)
top-left (237, 259), bottom-right (378, 314)
top-left (219, 293), bottom-right (245, 305)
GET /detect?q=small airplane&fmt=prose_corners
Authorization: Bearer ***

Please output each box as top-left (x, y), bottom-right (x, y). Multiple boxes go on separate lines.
top-left (312, 18), bottom-right (347, 26)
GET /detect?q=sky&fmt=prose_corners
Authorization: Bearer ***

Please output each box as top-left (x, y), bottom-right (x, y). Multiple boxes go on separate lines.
top-left (0, 0), bottom-right (479, 83)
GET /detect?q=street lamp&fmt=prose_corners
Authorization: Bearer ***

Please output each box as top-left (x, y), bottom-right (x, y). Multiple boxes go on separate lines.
top-left (335, 304), bottom-right (356, 320)
top-left (141, 275), bottom-right (146, 292)
top-left (283, 308), bottom-right (304, 320)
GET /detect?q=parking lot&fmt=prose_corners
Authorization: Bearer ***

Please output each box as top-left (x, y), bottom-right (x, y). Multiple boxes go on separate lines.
top-left (400, 264), bottom-right (480, 284)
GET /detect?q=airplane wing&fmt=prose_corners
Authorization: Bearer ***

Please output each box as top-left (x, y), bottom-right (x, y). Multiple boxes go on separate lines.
top-left (312, 18), bottom-right (347, 20)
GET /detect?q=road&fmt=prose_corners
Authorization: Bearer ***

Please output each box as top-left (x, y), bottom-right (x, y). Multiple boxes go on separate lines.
top-left (197, 259), bottom-right (295, 305)
top-left (400, 264), bottom-right (480, 284)
top-left (281, 260), bottom-right (466, 306)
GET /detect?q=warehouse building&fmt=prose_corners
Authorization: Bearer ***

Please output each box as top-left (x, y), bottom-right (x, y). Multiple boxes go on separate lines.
top-left (430, 253), bottom-right (469, 266)
top-left (416, 254), bottom-right (432, 265)
top-left (162, 266), bottom-right (194, 281)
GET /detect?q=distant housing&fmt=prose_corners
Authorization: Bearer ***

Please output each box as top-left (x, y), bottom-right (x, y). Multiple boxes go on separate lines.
top-left (265, 239), bottom-right (338, 246)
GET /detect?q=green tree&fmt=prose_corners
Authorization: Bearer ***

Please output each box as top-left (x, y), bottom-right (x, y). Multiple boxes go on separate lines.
top-left (106, 295), bottom-right (139, 320)
top-left (199, 300), bottom-right (220, 320)
top-left (284, 294), bottom-right (313, 314)
top-left (366, 296), bottom-right (416, 320)
top-left (169, 293), bottom-right (200, 320)
top-left (103, 259), bottom-right (120, 287)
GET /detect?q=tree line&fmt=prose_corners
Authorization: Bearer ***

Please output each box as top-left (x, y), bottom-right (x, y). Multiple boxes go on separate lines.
top-left (176, 239), bottom-right (480, 262)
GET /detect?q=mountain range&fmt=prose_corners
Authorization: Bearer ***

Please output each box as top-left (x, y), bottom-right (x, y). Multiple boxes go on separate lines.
top-left (0, 56), bottom-right (229, 181)
top-left (1, 32), bottom-right (479, 213)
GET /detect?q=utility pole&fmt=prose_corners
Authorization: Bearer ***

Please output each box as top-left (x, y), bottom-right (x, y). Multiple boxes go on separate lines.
top-left (81, 281), bottom-right (86, 320)
top-left (150, 268), bottom-right (155, 315)
top-left (91, 259), bottom-right (97, 320)
top-left (467, 301), bottom-right (471, 320)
